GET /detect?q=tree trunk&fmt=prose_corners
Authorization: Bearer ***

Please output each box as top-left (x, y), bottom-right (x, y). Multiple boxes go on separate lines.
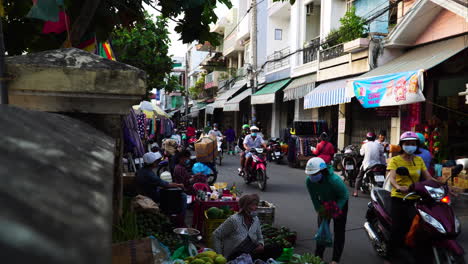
top-left (70, 0), bottom-right (102, 46)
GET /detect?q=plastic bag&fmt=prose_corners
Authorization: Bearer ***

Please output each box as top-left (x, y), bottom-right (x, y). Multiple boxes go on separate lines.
top-left (192, 162), bottom-right (213, 175)
top-left (313, 219), bottom-right (332, 247)
top-left (228, 253), bottom-right (254, 264)
top-left (149, 236), bottom-right (171, 264)
top-left (275, 248), bottom-right (294, 262)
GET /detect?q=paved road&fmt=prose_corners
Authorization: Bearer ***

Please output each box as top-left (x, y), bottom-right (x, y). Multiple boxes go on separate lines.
top-left (213, 154), bottom-right (468, 264)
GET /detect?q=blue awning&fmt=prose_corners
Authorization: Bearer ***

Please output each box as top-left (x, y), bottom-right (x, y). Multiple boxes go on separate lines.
top-left (304, 79), bottom-right (351, 109)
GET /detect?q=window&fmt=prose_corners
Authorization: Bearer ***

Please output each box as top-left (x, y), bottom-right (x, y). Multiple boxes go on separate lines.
top-left (275, 29), bottom-right (282, 40)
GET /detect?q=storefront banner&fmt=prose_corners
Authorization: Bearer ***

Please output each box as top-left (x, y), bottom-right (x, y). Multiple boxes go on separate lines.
top-left (352, 70), bottom-right (426, 108)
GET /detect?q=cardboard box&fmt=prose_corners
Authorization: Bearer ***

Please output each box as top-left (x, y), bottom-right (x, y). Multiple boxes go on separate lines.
top-left (112, 238), bottom-right (153, 264)
top-left (195, 135), bottom-right (218, 163)
top-left (441, 167), bottom-right (452, 182)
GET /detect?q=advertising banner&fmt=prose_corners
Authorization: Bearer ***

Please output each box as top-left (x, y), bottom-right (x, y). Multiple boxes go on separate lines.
top-left (352, 70), bottom-right (426, 108)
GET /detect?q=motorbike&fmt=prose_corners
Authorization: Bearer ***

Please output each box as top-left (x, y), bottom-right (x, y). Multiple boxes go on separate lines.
top-left (267, 137), bottom-right (285, 164)
top-left (341, 145), bottom-right (361, 187)
top-left (364, 165), bottom-right (465, 264)
top-left (243, 148), bottom-right (268, 191)
top-left (332, 151), bottom-right (344, 172)
top-left (187, 156), bottom-right (218, 185)
top-left (360, 164), bottom-right (387, 194)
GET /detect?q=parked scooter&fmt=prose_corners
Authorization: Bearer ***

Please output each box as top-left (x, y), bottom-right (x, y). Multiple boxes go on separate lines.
top-left (364, 165), bottom-right (465, 263)
top-left (243, 148), bottom-right (268, 191)
top-left (360, 164), bottom-right (387, 193)
top-left (267, 137), bottom-right (285, 164)
top-left (341, 145), bottom-right (361, 187)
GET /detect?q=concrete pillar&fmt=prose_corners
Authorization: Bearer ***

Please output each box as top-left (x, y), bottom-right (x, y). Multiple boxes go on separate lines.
top-left (228, 57), bottom-right (233, 76)
top-left (390, 110), bottom-right (401, 145)
top-left (271, 102), bottom-right (280, 137)
top-left (337, 103), bottom-right (346, 150)
top-left (294, 99), bottom-right (300, 121)
top-left (238, 51), bottom-right (243, 68)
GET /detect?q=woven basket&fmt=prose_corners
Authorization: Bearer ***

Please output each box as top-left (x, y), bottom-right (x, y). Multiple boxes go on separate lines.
top-left (257, 200), bottom-right (275, 225)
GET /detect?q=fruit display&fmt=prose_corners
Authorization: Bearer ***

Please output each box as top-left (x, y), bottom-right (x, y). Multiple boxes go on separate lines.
top-left (183, 251), bottom-right (227, 264)
top-left (136, 211), bottom-right (183, 251)
top-left (261, 224), bottom-right (297, 249)
top-left (206, 206), bottom-right (234, 219)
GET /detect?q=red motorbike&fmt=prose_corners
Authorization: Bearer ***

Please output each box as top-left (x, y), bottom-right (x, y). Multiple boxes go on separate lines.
top-left (243, 148), bottom-right (268, 191)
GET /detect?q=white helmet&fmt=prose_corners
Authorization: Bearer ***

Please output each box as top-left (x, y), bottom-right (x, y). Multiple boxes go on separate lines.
top-left (305, 157), bottom-right (327, 175)
top-left (250, 126), bottom-right (259, 131)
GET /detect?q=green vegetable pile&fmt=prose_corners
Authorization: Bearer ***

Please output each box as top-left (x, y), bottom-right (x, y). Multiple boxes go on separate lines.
top-left (206, 206), bottom-right (234, 219)
top-left (289, 253), bottom-right (325, 264)
top-left (262, 224), bottom-right (297, 249)
top-left (136, 212), bottom-right (183, 251)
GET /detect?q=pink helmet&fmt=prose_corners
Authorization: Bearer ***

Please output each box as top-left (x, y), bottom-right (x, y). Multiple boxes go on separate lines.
top-left (400, 131), bottom-right (419, 142)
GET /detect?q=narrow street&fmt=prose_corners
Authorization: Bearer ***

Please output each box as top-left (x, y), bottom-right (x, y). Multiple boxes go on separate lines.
top-left (214, 155), bottom-right (468, 264)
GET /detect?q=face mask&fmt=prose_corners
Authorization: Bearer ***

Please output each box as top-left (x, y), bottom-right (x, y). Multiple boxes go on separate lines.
top-left (308, 174), bottom-right (323, 183)
top-left (251, 133), bottom-right (257, 137)
top-left (403, 145), bottom-right (417, 155)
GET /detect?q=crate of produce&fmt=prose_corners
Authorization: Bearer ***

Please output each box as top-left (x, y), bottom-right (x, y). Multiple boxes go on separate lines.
top-left (257, 200), bottom-right (275, 225)
top-left (204, 209), bottom-right (228, 248)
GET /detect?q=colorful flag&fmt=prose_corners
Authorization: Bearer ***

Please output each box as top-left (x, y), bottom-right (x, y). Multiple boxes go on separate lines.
top-left (27, 0), bottom-right (62, 22)
top-left (98, 41), bottom-right (116, 61)
top-left (42, 11), bottom-right (69, 34)
top-left (76, 32), bottom-right (97, 53)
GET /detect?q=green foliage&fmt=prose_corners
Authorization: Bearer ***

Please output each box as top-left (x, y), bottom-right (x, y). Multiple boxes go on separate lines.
top-left (112, 13), bottom-right (173, 94)
top-left (189, 73), bottom-right (206, 99)
top-left (3, 0), bottom-right (233, 55)
top-left (165, 75), bottom-right (185, 94)
top-left (337, 6), bottom-right (368, 43)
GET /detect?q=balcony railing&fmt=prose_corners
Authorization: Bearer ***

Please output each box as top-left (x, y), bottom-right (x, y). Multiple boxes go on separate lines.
top-left (303, 37), bottom-right (320, 64)
top-left (320, 43), bottom-right (345, 62)
top-left (267, 47), bottom-right (290, 72)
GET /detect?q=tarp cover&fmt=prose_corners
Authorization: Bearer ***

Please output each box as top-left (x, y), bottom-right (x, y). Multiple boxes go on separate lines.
top-left (224, 89), bottom-right (252, 111)
top-left (283, 74), bottom-right (316, 101)
top-left (0, 105), bottom-right (114, 264)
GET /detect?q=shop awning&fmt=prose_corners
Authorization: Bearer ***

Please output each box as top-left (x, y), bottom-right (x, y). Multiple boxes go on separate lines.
top-left (283, 74), bottom-right (316, 101)
top-left (251, 79), bottom-right (291, 105)
top-left (206, 79), bottom-right (247, 114)
top-left (224, 89), bottom-right (252, 111)
top-left (304, 79), bottom-right (351, 109)
top-left (346, 36), bottom-right (467, 108)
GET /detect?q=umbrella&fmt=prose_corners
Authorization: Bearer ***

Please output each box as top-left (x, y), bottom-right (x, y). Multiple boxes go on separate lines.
top-left (132, 101), bottom-right (170, 118)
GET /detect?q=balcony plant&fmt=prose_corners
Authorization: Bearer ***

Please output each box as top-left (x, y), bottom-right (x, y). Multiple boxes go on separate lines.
top-left (189, 73), bottom-right (206, 99)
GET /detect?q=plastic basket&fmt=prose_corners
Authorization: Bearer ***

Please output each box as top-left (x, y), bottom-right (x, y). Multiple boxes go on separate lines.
top-left (204, 211), bottom-right (227, 248)
top-left (257, 200), bottom-right (275, 225)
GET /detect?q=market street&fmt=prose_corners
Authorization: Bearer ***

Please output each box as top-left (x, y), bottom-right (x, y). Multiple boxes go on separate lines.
top-left (214, 155), bottom-right (468, 264)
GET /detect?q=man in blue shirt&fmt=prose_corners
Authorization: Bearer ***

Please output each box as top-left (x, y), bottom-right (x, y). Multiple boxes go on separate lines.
top-left (242, 126), bottom-right (267, 175)
top-left (136, 152), bottom-right (183, 203)
top-left (416, 133), bottom-right (432, 171)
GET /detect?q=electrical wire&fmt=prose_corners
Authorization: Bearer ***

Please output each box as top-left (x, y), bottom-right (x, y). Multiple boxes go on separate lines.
top-left (425, 100), bottom-right (468, 117)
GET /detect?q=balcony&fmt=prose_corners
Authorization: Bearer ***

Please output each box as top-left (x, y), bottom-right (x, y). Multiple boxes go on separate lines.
top-left (320, 43), bottom-right (345, 62)
top-left (200, 52), bottom-right (226, 70)
top-left (266, 47), bottom-right (290, 72)
top-left (204, 71), bottom-right (226, 89)
top-left (268, 0), bottom-right (290, 18)
top-left (303, 37), bottom-right (320, 64)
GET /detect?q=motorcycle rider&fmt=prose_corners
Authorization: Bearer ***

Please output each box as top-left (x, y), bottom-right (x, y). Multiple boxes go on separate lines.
top-left (209, 123), bottom-right (223, 137)
top-left (311, 132), bottom-right (335, 164)
top-left (415, 132), bottom-right (432, 171)
top-left (238, 124), bottom-right (250, 175)
top-left (305, 157), bottom-right (349, 264)
top-left (243, 126), bottom-right (267, 175)
top-left (386, 131), bottom-right (437, 261)
top-left (353, 132), bottom-right (385, 197)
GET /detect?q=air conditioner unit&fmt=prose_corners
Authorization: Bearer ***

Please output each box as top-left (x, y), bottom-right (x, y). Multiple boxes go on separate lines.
top-left (306, 3), bottom-right (313, 16)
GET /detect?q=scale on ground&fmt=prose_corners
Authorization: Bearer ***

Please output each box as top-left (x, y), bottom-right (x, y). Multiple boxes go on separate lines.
top-left (173, 228), bottom-right (201, 257)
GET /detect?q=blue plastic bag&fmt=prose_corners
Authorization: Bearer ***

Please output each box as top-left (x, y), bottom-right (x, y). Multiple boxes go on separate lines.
top-left (192, 162), bottom-right (213, 175)
top-left (313, 219), bottom-right (332, 247)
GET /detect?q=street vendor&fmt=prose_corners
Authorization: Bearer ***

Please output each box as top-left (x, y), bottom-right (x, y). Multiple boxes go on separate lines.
top-left (213, 194), bottom-right (282, 261)
top-left (172, 150), bottom-right (207, 194)
top-left (136, 152), bottom-right (184, 203)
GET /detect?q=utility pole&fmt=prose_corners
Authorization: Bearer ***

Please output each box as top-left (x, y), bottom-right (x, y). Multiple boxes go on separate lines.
top-left (184, 49), bottom-right (189, 121)
top-left (250, 0), bottom-right (257, 125)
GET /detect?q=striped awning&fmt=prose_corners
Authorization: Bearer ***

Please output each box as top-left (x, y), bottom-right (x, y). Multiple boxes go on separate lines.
top-left (283, 74), bottom-right (316, 101)
top-left (304, 79), bottom-right (351, 109)
top-left (251, 79), bottom-right (291, 105)
top-left (224, 89), bottom-right (252, 111)
top-left (207, 79), bottom-right (247, 113)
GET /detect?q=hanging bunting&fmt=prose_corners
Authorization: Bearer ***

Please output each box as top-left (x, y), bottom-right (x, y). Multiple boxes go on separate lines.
top-left (27, 0), bottom-right (62, 22)
top-left (98, 41), bottom-right (117, 61)
top-left (42, 11), bottom-right (69, 34)
top-left (76, 32), bottom-right (97, 53)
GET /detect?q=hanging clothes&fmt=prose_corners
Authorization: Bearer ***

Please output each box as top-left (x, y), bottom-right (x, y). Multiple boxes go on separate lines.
top-left (123, 109), bottom-right (145, 157)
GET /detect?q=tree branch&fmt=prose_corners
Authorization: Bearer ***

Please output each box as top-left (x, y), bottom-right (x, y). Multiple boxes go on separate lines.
top-left (70, 0), bottom-right (102, 46)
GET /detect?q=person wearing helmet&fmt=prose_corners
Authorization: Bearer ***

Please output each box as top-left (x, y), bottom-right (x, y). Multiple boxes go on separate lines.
top-left (386, 131), bottom-right (437, 260)
top-left (311, 132), bottom-right (336, 164)
top-left (415, 132), bottom-right (432, 171)
top-left (353, 132), bottom-right (385, 197)
top-left (305, 157), bottom-right (349, 264)
top-left (209, 123), bottom-right (223, 137)
top-left (242, 126), bottom-right (267, 175)
top-left (237, 124), bottom-right (251, 174)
